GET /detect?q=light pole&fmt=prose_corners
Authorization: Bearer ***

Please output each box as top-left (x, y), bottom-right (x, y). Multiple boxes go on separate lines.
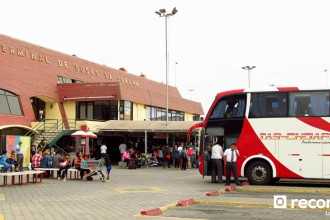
top-left (325, 69), bottom-right (328, 87)
top-left (175, 62), bottom-right (178, 86)
top-left (242, 66), bottom-right (256, 88)
top-left (155, 7), bottom-right (178, 125)
top-left (188, 89), bottom-right (195, 100)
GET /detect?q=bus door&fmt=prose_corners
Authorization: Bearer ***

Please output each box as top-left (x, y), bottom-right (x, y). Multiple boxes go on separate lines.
top-left (199, 128), bottom-right (206, 178)
top-left (202, 127), bottom-right (224, 176)
top-left (322, 142), bottom-right (330, 178)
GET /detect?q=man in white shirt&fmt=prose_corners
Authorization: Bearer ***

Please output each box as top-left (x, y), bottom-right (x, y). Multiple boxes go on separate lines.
top-left (177, 143), bottom-right (183, 153)
top-left (119, 142), bottom-right (127, 161)
top-left (211, 140), bottom-right (224, 183)
top-left (224, 143), bottom-right (242, 186)
top-left (100, 143), bottom-right (107, 157)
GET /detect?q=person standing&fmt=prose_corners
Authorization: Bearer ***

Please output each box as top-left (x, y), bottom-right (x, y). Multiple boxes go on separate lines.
top-left (163, 145), bottom-right (171, 168)
top-left (16, 140), bottom-right (24, 171)
top-left (224, 143), bottom-right (242, 186)
top-left (119, 142), bottom-right (127, 161)
top-left (177, 143), bottom-right (184, 170)
top-left (104, 154), bottom-right (112, 182)
top-left (203, 144), bottom-right (212, 176)
top-left (100, 143), bottom-right (107, 157)
top-left (211, 140), bottom-right (224, 183)
top-left (180, 146), bottom-right (188, 171)
top-left (173, 145), bottom-right (180, 169)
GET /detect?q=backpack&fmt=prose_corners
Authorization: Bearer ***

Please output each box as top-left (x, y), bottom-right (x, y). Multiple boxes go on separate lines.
top-left (180, 150), bottom-right (187, 159)
top-left (187, 149), bottom-right (193, 157)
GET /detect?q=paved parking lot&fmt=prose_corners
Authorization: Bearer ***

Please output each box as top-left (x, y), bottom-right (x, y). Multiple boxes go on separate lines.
top-left (1, 166), bottom-right (330, 220)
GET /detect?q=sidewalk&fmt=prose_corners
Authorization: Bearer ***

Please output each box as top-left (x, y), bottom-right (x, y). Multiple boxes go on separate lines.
top-left (0, 166), bottom-right (218, 220)
top-left (0, 166), bottom-right (327, 220)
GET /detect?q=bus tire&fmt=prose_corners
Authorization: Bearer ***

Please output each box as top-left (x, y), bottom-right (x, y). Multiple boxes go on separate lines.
top-left (246, 161), bottom-right (272, 185)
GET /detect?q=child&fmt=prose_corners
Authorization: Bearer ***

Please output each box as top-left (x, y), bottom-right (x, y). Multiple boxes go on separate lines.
top-left (104, 154), bottom-right (112, 183)
top-left (1, 150), bottom-right (10, 173)
top-left (58, 154), bottom-right (71, 181)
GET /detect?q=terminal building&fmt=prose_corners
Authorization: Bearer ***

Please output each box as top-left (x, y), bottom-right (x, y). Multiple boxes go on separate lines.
top-left (0, 34), bottom-right (203, 161)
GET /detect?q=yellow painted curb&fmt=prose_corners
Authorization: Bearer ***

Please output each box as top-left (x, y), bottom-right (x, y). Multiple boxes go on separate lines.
top-left (114, 186), bottom-right (165, 193)
top-left (0, 194), bottom-right (5, 201)
top-left (195, 200), bottom-right (272, 208)
top-left (0, 214), bottom-right (4, 220)
top-left (159, 203), bottom-right (178, 212)
top-left (236, 187), bottom-right (330, 194)
top-left (194, 200), bottom-right (330, 211)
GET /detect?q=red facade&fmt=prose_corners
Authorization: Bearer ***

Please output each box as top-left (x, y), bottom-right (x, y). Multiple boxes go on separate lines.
top-left (0, 34), bottom-right (203, 127)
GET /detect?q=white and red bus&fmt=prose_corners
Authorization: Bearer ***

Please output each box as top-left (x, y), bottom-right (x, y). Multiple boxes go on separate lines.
top-left (187, 87), bottom-right (330, 185)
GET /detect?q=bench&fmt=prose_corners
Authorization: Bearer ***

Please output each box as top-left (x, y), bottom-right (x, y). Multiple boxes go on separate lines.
top-left (33, 168), bottom-right (60, 178)
top-left (34, 167), bottom-right (81, 180)
top-left (0, 170), bottom-right (44, 187)
top-left (68, 168), bottom-right (80, 180)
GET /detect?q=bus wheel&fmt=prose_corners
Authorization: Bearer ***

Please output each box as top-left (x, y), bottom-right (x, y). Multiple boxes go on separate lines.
top-left (247, 161), bottom-right (272, 185)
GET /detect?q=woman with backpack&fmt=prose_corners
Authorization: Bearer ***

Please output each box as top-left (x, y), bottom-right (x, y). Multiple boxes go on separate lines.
top-left (180, 146), bottom-right (188, 171)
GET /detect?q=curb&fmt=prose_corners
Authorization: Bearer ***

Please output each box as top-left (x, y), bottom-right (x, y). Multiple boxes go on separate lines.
top-left (140, 208), bottom-right (163, 216)
top-left (206, 191), bottom-right (220, 196)
top-left (225, 185), bottom-right (236, 192)
top-left (177, 198), bottom-right (195, 206)
top-left (140, 198), bottom-right (195, 216)
top-left (194, 200), bottom-right (273, 208)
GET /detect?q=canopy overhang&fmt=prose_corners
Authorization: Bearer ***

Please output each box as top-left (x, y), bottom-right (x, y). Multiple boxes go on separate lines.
top-left (99, 120), bottom-right (202, 133)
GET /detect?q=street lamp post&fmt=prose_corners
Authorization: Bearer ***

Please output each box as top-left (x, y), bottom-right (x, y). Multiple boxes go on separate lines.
top-left (325, 69), bottom-right (328, 87)
top-left (155, 7), bottom-right (178, 125)
top-left (175, 62), bottom-right (178, 86)
top-left (188, 89), bottom-right (195, 100)
top-left (242, 66), bottom-right (256, 88)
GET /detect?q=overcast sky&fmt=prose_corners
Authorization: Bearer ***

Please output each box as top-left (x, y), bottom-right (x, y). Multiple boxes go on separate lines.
top-left (2, 0), bottom-right (330, 115)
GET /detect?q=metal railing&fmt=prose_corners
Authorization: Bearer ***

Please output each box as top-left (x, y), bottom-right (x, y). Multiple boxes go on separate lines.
top-left (25, 118), bottom-right (77, 154)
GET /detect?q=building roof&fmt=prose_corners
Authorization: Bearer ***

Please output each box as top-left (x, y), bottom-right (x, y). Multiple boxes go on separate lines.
top-left (58, 82), bottom-right (204, 115)
top-left (99, 120), bottom-right (202, 133)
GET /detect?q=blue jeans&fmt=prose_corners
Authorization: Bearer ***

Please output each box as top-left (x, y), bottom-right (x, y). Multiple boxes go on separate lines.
top-left (1, 162), bottom-right (10, 172)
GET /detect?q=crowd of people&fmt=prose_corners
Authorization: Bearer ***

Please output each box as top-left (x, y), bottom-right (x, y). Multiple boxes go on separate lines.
top-left (0, 137), bottom-right (243, 186)
top-left (1, 138), bottom-right (203, 183)
top-left (0, 139), bottom-right (113, 182)
top-left (118, 141), bottom-right (200, 170)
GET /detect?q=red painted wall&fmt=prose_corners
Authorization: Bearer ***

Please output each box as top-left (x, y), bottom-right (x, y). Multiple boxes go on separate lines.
top-left (0, 34), bottom-right (204, 127)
